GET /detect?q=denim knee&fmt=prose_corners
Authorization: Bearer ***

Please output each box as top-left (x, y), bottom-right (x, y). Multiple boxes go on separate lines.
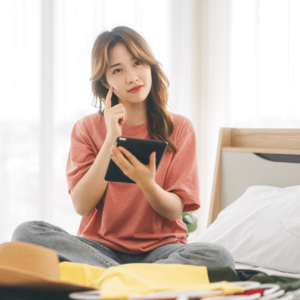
top-left (11, 220), bottom-right (43, 243)
top-left (212, 244), bottom-right (235, 269)
top-left (184, 243), bottom-right (235, 269)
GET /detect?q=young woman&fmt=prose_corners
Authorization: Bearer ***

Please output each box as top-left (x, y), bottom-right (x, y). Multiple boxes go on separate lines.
top-left (12, 26), bottom-right (234, 269)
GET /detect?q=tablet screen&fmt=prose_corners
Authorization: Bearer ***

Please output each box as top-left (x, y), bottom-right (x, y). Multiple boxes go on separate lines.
top-left (104, 137), bottom-right (168, 183)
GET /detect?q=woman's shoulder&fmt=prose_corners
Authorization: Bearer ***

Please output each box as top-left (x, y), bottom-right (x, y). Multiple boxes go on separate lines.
top-left (170, 112), bottom-right (195, 135)
top-left (76, 112), bottom-right (102, 125)
top-left (73, 112), bottom-right (105, 135)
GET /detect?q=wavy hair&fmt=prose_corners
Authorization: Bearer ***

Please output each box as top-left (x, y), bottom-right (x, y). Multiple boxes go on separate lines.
top-left (90, 26), bottom-right (178, 154)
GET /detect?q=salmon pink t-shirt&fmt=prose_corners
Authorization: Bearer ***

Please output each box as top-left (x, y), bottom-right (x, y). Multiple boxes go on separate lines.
top-left (66, 112), bottom-right (200, 254)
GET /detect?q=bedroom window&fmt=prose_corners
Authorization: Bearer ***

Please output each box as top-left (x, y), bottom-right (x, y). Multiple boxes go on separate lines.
top-left (229, 0), bottom-right (300, 128)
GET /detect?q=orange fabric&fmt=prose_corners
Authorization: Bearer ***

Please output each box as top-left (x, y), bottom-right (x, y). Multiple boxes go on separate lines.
top-left (66, 112), bottom-right (200, 254)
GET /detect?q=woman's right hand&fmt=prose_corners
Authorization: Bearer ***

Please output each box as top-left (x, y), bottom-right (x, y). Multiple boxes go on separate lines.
top-left (104, 86), bottom-right (127, 142)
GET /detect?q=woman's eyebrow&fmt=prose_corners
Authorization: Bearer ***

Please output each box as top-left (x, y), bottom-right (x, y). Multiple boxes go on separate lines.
top-left (110, 57), bottom-right (135, 69)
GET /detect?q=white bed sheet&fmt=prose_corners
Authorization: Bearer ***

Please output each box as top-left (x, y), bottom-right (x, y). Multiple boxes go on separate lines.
top-left (235, 262), bottom-right (300, 279)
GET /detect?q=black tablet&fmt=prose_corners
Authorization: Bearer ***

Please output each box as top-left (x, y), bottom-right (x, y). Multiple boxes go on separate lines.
top-left (104, 137), bottom-right (168, 183)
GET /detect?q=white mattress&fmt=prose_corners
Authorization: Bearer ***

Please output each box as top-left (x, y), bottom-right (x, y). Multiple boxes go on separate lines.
top-left (235, 262), bottom-right (300, 279)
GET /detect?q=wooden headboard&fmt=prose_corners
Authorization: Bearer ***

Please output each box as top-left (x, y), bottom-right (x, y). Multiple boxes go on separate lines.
top-left (207, 128), bottom-right (300, 227)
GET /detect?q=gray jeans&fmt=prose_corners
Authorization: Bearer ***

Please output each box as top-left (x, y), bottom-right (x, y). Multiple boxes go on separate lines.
top-left (11, 220), bottom-right (235, 269)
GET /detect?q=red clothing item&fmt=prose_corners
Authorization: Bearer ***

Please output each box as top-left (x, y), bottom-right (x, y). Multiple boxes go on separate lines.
top-left (66, 112), bottom-right (200, 254)
top-left (235, 289), bottom-right (265, 296)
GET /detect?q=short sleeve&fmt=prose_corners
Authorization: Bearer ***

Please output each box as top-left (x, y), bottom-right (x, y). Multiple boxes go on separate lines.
top-left (163, 128), bottom-right (200, 212)
top-left (66, 121), bottom-right (96, 194)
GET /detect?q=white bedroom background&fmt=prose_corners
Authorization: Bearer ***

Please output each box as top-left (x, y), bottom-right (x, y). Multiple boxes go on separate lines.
top-left (196, 0), bottom-right (300, 234)
top-left (0, 0), bottom-right (299, 244)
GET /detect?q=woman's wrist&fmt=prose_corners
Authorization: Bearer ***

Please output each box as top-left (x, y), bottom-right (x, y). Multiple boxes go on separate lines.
top-left (104, 136), bottom-right (117, 147)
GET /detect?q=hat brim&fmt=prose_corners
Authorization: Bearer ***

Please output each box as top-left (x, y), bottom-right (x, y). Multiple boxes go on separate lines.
top-left (0, 266), bottom-right (98, 292)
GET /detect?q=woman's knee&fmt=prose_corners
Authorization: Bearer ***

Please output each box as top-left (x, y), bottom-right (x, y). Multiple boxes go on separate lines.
top-left (184, 243), bottom-right (235, 268)
top-left (212, 244), bottom-right (235, 268)
top-left (11, 220), bottom-right (44, 243)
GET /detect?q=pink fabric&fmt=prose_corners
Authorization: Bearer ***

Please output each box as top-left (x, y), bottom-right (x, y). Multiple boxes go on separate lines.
top-left (66, 112), bottom-right (200, 254)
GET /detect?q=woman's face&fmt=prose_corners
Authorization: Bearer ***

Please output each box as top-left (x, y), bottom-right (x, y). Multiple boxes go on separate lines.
top-left (104, 43), bottom-right (152, 104)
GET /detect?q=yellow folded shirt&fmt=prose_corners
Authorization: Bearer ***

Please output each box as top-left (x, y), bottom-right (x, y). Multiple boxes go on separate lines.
top-left (59, 262), bottom-right (244, 299)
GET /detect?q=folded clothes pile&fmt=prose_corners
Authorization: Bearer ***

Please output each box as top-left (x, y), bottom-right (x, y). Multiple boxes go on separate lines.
top-left (62, 262), bottom-right (300, 300)
top-left (0, 242), bottom-right (299, 300)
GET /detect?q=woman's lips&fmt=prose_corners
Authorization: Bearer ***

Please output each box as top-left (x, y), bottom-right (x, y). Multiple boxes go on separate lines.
top-left (128, 85), bottom-right (143, 93)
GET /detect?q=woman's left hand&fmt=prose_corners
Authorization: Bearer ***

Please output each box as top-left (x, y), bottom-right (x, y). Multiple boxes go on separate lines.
top-left (110, 145), bottom-right (156, 189)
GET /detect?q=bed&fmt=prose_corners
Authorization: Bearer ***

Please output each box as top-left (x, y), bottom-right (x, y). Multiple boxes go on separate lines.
top-left (192, 128), bottom-right (300, 279)
top-left (1, 128), bottom-right (299, 300)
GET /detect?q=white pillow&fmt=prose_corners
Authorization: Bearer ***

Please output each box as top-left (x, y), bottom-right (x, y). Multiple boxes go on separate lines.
top-left (192, 185), bottom-right (300, 273)
top-left (280, 218), bottom-right (300, 240)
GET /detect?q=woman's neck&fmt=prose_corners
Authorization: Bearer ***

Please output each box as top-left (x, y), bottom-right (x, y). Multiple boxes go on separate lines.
top-left (121, 99), bottom-right (148, 126)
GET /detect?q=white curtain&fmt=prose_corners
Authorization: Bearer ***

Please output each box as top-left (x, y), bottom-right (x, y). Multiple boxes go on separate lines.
top-left (0, 0), bottom-right (173, 242)
top-left (1, 0), bottom-right (299, 243)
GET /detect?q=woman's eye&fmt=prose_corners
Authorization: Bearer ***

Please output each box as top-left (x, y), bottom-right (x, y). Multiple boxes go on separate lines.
top-left (113, 61), bottom-right (141, 74)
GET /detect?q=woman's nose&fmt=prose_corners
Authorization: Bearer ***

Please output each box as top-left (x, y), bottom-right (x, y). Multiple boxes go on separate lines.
top-left (126, 70), bottom-right (139, 83)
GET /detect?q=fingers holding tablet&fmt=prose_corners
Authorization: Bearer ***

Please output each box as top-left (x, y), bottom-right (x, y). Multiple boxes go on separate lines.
top-left (110, 145), bottom-right (157, 188)
top-left (105, 137), bottom-right (167, 184)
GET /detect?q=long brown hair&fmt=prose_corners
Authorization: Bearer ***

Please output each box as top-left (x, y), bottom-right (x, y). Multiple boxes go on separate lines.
top-left (90, 26), bottom-right (178, 154)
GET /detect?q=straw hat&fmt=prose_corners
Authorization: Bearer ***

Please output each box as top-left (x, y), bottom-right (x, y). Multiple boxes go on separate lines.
top-left (0, 241), bottom-right (98, 292)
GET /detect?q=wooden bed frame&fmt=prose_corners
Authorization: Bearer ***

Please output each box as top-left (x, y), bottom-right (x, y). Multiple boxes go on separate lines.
top-left (207, 128), bottom-right (300, 227)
